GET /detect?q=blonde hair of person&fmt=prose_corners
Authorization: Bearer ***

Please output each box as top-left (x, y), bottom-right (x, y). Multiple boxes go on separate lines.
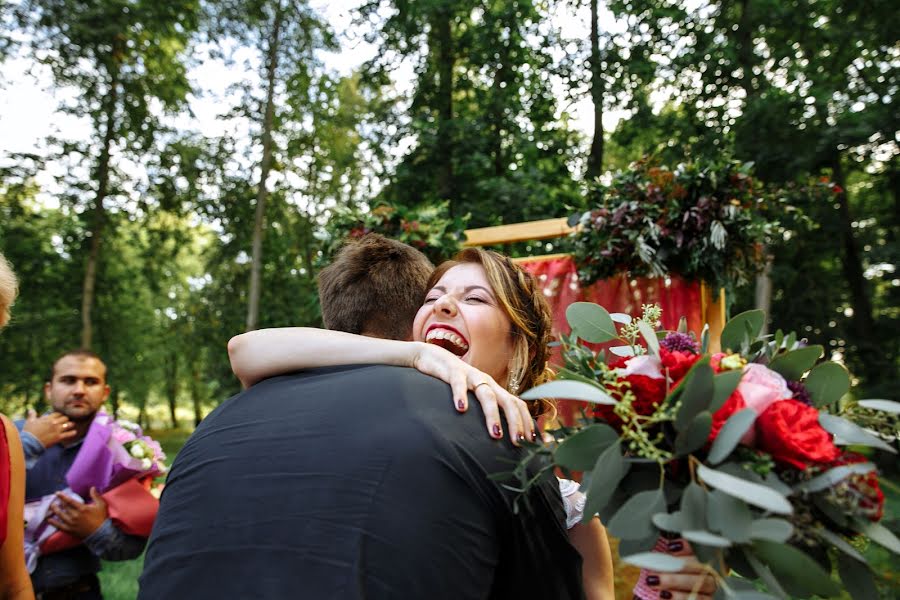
top-left (0, 253), bottom-right (18, 328)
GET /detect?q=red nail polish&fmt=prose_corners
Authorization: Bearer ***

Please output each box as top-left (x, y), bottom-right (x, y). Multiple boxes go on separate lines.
top-left (660, 591), bottom-right (672, 599)
top-left (457, 399), bottom-right (465, 410)
top-left (492, 423), bottom-right (502, 438)
top-left (667, 540), bottom-right (684, 553)
top-left (517, 432), bottom-right (525, 443)
top-left (646, 575), bottom-right (659, 586)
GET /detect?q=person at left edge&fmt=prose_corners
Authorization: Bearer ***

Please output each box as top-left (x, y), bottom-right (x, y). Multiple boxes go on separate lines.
top-left (16, 350), bottom-right (146, 599)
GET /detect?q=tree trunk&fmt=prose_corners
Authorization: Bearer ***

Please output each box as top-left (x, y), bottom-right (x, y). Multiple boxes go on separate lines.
top-left (109, 388), bottom-right (120, 420)
top-left (191, 358), bottom-right (204, 427)
top-left (754, 255), bottom-right (773, 334)
top-left (80, 40), bottom-right (122, 348)
top-left (832, 154), bottom-right (878, 369)
top-left (167, 354), bottom-right (179, 429)
top-left (246, 7), bottom-right (284, 332)
top-left (433, 8), bottom-right (455, 206)
top-left (585, 0), bottom-right (604, 180)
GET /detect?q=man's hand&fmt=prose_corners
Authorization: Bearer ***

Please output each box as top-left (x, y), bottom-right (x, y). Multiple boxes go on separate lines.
top-left (48, 488), bottom-right (108, 539)
top-left (22, 409), bottom-right (76, 448)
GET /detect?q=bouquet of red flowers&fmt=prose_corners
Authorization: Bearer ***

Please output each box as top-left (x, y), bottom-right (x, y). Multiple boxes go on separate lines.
top-left (520, 303), bottom-right (898, 599)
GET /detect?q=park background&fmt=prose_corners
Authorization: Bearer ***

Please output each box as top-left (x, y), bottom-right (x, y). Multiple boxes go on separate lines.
top-left (0, 0), bottom-right (896, 598)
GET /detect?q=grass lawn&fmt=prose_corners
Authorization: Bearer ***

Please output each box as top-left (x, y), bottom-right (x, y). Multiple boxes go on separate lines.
top-left (98, 429), bottom-right (190, 600)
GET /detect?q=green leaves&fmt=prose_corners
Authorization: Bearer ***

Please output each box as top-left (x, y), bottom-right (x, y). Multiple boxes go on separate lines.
top-left (819, 413), bottom-right (897, 453)
top-left (721, 310), bottom-right (765, 352)
top-left (697, 465), bottom-right (792, 515)
top-left (674, 411), bottom-right (712, 456)
top-left (803, 361), bottom-right (850, 407)
top-left (582, 442), bottom-right (629, 522)
top-left (708, 490), bottom-right (752, 543)
top-left (857, 399), bottom-right (900, 413)
top-left (855, 520), bottom-right (900, 554)
top-left (836, 554), bottom-right (879, 600)
top-left (708, 408), bottom-right (756, 464)
top-left (674, 362), bottom-right (714, 431)
top-left (566, 302), bottom-right (617, 343)
top-left (767, 345), bottom-right (824, 380)
top-left (637, 319), bottom-right (659, 357)
top-left (554, 424), bottom-right (618, 471)
top-left (620, 552), bottom-right (687, 572)
top-left (794, 462), bottom-right (876, 493)
top-left (710, 369), bottom-right (743, 412)
top-left (520, 380), bottom-right (616, 405)
top-left (752, 540), bottom-right (841, 598)
top-left (748, 519), bottom-right (793, 543)
top-left (607, 489), bottom-right (665, 540)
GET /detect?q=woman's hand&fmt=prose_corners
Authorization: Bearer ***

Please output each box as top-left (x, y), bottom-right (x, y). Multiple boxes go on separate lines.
top-left (412, 342), bottom-right (535, 445)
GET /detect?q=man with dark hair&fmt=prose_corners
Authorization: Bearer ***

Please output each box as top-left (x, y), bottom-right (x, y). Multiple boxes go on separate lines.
top-left (17, 350), bottom-right (146, 599)
top-left (318, 233), bottom-right (433, 340)
top-left (138, 235), bottom-right (583, 599)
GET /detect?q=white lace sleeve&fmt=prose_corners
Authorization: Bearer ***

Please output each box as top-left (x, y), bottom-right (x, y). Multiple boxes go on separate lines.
top-left (558, 477), bottom-right (587, 529)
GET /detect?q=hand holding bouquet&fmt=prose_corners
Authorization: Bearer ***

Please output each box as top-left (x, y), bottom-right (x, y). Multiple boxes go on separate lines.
top-left (518, 303), bottom-right (898, 599)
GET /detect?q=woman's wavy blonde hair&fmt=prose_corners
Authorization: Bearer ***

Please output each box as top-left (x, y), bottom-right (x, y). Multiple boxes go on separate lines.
top-left (0, 254), bottom-right (17, 328)
top-left (428, 248), bottom-right (556, 417)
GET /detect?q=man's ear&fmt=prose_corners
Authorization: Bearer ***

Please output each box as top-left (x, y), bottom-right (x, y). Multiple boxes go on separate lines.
top-left (43, 381), bottom-right (52, 401)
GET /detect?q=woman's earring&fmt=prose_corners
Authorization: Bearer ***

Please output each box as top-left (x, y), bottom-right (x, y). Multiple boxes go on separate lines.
top-left (508, 375), bottom-right (520, 395)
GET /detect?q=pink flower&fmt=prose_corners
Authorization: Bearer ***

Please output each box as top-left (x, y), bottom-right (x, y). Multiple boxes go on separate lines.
top-left (738, 364), bottom-right (792, 414)
top-left (619, 355), bottom-right (664, 379)
top-left (111, 427), bottom-right (137, 444)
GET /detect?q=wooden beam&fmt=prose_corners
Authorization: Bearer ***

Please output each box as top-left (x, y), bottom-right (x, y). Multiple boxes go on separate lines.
top-left (463, 217), bottom-right (575, 247)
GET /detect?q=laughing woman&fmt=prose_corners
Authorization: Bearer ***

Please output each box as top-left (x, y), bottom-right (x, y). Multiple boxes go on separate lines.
top-left (229, 246), bottom-right (716, 600)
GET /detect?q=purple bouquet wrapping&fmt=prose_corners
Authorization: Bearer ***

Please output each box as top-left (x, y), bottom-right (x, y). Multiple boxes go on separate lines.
top-left (65, 411), bottom-right (166, 497)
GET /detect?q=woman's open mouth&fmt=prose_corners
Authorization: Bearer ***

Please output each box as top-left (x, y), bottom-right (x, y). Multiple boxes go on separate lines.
top-left (425, 325), bottom-right (470, 357)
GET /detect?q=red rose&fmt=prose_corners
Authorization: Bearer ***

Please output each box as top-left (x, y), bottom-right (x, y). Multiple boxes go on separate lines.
top-left (756, 400), bottom-right (841, 469)
top-left (593, 373), bottom-right (667, 430)
top-left (709, 390), bottom-right (746, 441)
top-left (659, 348), bottom-right (700, 384)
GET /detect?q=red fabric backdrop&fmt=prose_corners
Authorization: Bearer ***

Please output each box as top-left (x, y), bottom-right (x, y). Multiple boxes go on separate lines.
top-left (518, 255), bottom-right (704, 425)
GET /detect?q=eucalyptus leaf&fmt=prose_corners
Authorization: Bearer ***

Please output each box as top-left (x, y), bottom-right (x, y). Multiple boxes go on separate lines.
top-left (721, 310), bottom-right (765, 352)
top-left (745, 550), bottom-right (788, 599)
top-left (794, 463), bottom-right (876, 493)
top-left (609, 345), bottom-right (636, 357)
top-left (710, 369), bottom-right (743, 412)
top-left (610, 312), bottom-right (632, 324)
top-left (680, 482), bottom-right (708, 530)
top-left (554, 424), bottom-right (618, 471)
top-left (637, 320), bottom-right (660, 357)
top-left (675, 411), bottom-right (712, 456)
top-left (607, 489), bottom-right (665, 540)
top-left (855, 520), bottom-right (900, 554)
top-left (857, 399), bottom-right (900, 414)
top-left (816, 528), bottom-right (865, 562)
top-left (617, 532), bottom-right (659, 555)
top-left (836, 553), bottom-right (878, 600)
top-left (556, 368), bottom-right (607, 388)
top-left (708, 408), bottom-right (756, 465)
top-left (521, 380), bottom-right (616, 405)
top-left (729, 591), bottom-right (780, 600)
top-left (582, 442), bottom-right (629, 521)
top-left (566, 302), bottom-right (618, 343)
top-left (708, 490), bottom-right (751, 542)
top-left (818, 413), bottom-right (897, 453)
top-left (768, 345), bottom-right (824, 381)
top-left (652, 511), bottom-right (688, 533)
top-left (697, 465), bottom-right (792, 515)
top-left (753, 540), bottom-right (841, 598)
top-left (675, 363), bottom-right (714, 431)
top-left (682, 529), bottom-right (732, 547)
top-left (803, 361), bottom-right (850, 407)
top-left (620, 552), bottom-right (687, 572)
top-left (748, 519), bottom-right (794, 543)
top-left (784, 331), bottom-right (797, 349)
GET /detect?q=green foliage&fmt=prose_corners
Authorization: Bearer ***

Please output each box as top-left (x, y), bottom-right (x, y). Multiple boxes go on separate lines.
top-left (319, 200), bottom-right (468, 266)
top-left (573, 158), bottom-right (789, 290)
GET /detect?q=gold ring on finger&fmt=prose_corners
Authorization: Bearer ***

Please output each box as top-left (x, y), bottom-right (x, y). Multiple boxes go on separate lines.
top-left (473, 380), bottom-right (491, 390)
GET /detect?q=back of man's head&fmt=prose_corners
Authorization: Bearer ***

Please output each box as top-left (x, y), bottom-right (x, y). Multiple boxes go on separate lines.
top-left (318, 234), bottom-right (433, 340)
